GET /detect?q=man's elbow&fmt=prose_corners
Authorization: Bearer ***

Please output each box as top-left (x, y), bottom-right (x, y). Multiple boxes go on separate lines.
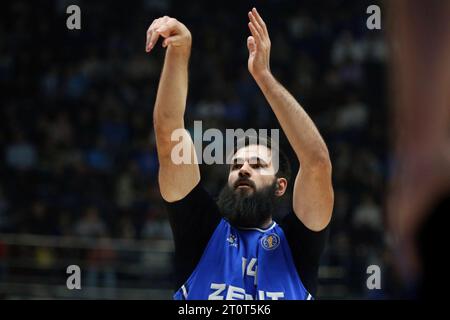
top-left (153, 116), bottom-right (164, 136)
top-left (308, 148), bottom-right (332, 175)
top-left (153, 110), bottom-right (166, 134)
top-left (153, 109), bottom-right (184, 134)
top-left (152, 116), bottom-right (173, 156)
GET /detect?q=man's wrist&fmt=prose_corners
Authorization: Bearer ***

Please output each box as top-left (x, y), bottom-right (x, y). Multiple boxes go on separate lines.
top-left (166, 45), bottom-right (191, 62)
top-left (254, 70), bottom-right (275, 90)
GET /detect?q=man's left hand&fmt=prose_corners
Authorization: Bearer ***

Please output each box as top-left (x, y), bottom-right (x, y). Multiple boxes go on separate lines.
top-left (247, 8), bottom-right (272, 81)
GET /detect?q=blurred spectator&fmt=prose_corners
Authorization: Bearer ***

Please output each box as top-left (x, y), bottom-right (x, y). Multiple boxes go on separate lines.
top-left (352, 193), bottom-right (383, 237)
top-left (84, 138), bottom-right (113, 172)
top-left (141, 206), bottom-right (172, 240)
top-left (64, 66), bottom-right (89, 99)
top-left (86, 234), bottom-right (117, 290)
top-left (331, 31), bottom-right (366, 65)
top-left (115, 163), bottom-right (138, 209)
top-left (74, 206), bottom-right (107, 238)
top-left (5, 131), bottom-right (37, 171)
top-left (335, 95), bottom-right (369, 131)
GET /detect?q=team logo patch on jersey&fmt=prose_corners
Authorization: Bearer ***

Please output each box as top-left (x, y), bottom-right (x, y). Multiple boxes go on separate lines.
top-left (261, 234), bottom-right (280, 250)
top-left (226, 233), bottom-right (238, 247)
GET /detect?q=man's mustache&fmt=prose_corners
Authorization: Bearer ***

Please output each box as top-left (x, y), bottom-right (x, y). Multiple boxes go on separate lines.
top-left (233, 178), bottom-right (256, 190)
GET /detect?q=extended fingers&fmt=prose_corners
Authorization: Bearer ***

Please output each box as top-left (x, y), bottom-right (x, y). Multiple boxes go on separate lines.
top-left (248, 11), bottom-right (264, 40)
top-left (146, 18), bottom-right (161, 52)
top-left (252, 8), bottom-right (268, 36)
top-left (248, 20), bottom-right (262, 43)
top-left (146, 16), bottom-right (169, 52)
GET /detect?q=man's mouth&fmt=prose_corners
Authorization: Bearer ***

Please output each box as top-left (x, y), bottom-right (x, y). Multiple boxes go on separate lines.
top-left (234, 180), bottom-right (255, 190)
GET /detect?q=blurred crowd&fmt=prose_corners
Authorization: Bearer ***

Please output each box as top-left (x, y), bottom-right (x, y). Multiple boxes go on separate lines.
top-left (0, 0), bottom-right (392, 298)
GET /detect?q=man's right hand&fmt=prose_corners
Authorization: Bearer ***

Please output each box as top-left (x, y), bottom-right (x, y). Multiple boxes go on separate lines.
top-left (145, 16), bottom-right (192, 53)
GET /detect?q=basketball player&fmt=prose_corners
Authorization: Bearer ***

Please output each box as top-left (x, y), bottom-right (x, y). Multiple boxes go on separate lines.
top-left (147, 8), bottom-right (334, 300)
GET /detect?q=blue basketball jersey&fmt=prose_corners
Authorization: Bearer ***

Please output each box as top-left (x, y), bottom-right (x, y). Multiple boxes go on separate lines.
top-left (174, 218), bottom-right (313, 300)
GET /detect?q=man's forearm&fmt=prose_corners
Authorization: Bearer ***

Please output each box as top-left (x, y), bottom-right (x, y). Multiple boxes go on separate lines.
top-left (153, 47), bottom-right (190, 132)
top-left (255, 72), bottom-right (330, 167)
top-left (148, 16), bottom-right (200, 202)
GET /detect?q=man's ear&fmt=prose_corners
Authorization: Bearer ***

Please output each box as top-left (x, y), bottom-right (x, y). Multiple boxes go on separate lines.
top-left (275, 177), bottom-right (287, 196)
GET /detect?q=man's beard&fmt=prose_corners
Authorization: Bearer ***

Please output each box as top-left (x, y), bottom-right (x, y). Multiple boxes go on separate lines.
top-left (217, 178), bottom-right (280, 228)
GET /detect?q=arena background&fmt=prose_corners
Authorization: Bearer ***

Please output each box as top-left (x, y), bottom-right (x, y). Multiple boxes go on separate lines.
top-left (0, 0), bottom-right (393, 299)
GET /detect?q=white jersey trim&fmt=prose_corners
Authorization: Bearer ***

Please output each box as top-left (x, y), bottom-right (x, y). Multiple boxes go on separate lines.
top-left (181, 285), bottom-right (188, 299)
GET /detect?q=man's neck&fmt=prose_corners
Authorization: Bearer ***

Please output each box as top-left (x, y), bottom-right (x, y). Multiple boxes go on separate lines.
top-left (259, 218), bottom-right (274, 230)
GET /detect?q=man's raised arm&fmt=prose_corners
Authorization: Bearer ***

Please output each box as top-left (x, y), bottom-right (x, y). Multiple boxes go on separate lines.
top-left (247, 8), bottom-right (333, 231)
top-left (147, 16), bottom-right (200, 202)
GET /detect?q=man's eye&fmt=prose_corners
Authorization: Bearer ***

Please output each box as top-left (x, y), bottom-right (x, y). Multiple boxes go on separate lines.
top-left (251, 163), bottom-right (261, 169)
top-left (232, 164), bottom-right (241, 170)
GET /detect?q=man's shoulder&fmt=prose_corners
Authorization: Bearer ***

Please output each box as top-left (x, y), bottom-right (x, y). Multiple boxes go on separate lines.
top-left (164, 180), bottom-right (222, 236)
top-left (162, 181), bottom-right (221, 219)
top-left (162, 181), bottom-right (209, 205)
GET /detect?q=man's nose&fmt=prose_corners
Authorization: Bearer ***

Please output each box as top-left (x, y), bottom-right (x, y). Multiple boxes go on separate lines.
top-left (238, 161), bottom-right (252, 178)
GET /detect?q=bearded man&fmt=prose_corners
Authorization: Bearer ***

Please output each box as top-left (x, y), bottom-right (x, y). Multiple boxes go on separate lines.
top-left (148, 8), bottom-right (334, 300)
